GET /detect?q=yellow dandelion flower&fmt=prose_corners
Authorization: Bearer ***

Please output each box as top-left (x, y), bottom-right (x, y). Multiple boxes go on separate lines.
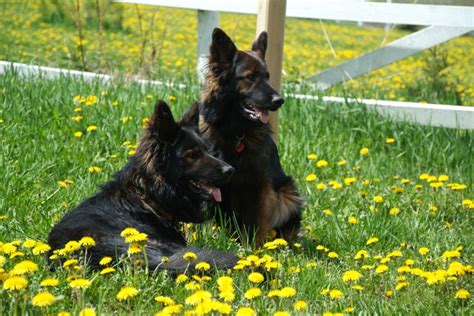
top-left (305, 173), bottom-right (317, 182)
top-left (195, 261), bottom-right (210, 271)
top-left (442, 250), bottom-right (461, 259)
top-left (79, 236), bottom-right (95, 248)
top-left (395, 282), bottom-right (409, 291)
top-left (219, 290), bottom-right (235, 302)
top-left (88, 166), bottom-right (102, 173)
top-left (244, 287), bottom-right (262, 299)
top-left (168, 95), bottom-right (176, 101)
top-left (328, 251), bottom-right (338, 258)
top-left (323, 209), bottom-right (333, 216)
top-left (389, 207), bottom-right (400, 216)
top-left (124, 232), bottom-right (148, 243)
top-left (248, 272), bottom-right (264, 284)
top-left (316, 159), bottom-right (328, 168)
top-left (274, 312), bottom-right (290, 316)
top-left (40, 278), bottom-right (59, 287)
top-left (455, 289), bottom-right (470, 299)
top-left (185, 290), bottom-right (212, 305)
top-left (329, 289), bottom-right (343, 299)
top-left (279, 287), bottom-right (297, 297)
top-left (127, 243), bottom-right (142, 254)
top-left (352, 285), bottom-right (364, 291)
top-left (307, 153), bottom-right (317, 159)
top-left (366, 237), bottom-right (379, 245)
top-left (175, 274), bottom-right (188, 284)
top-left (348, 216), bottom-right (358, 224)
top-left (316, 182), bottom-right (326, 190)
top-left (22, 239), bottom-right (37, 248)
top-left (418, 247), bottom-right (430, 255)
top-left (99, 256), bottom-right (112, 266)
top-left (236, 307), bottom-right (255, 316)
top-left (375, 264), bottom-right (389, 274)
top-left (386, 138), bottom-right (395, 144)
top-left (120, 227), bottom-right (139, 237)
top-left (344, 177), bottom-right (356, 185)
top-left (155, 295), bottom-right (175, 306)
top-left (71, 115), bottom-right (83, 122)
top-left (32, 242), bottom-right (51, 255)
top-left (183, 252), bottom-right (197, 261)
top-left (355, 250), bottom-right (369, 259)
top-left (74, 131), bottom-right (83, 138)
top-left (359, 147), bottom-right (369, 155)
top-left (100, 267), bottom-right (116, 275)
top-left (69, 278), bottom-right (91, 289)
top-left (79, 308), bottom-right (96, 316)
top-left (11, 260), bottom-right (38, 275)
top-left (373, 196), bottom-right (384, 203)
top-left (58, 312), bottom-right (71, 316)
top-left (32, 291), bottom-right (55, 307)
top-left (63, 259), bottom-right (78, 268)
top-left (385, 290), bottom-right (393, 298)
top-left (86, 125), bottom-right (97, 132)
top-left (117, 286), bottom-right (139, 301)
top-left (3, 276), bottom-right (28, 290)
top-left (337, 159), bottom-right (347, 166)
top-left (294, 300), bottom-right (308, 311)
top-left (342, 270), bottom-right (362, 282)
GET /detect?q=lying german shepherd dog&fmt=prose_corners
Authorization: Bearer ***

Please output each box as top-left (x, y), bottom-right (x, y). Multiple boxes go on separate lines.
top-left (182, 28), bottom-right (303, 247)
top-left (48, 100), bottom-right (237, 273)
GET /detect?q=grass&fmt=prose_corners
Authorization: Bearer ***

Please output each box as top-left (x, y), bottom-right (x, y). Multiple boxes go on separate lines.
top-left (0, 71), bottom-right (473, 315)
top-left (1, 1), bottom-right (473, 105)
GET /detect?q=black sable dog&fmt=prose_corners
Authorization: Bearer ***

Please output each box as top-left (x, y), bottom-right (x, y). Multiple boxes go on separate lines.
top-left (182, 28), bottom-right (303, 247)
top-left (48, 100), bottom-right (237, 272)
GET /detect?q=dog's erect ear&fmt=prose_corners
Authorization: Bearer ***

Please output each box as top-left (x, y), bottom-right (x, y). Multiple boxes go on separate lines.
top-left (149, 100), bottom-right (180, 143)
top-left (209, 28), bottom-right (237, 73)
top-left (251, 31), bottom-right (267, 60)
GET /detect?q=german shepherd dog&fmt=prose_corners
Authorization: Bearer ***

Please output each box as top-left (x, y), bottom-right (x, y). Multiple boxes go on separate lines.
top-left (48, 100), bottom-right (237, 273)
top-left (182, 28), bottom-right (303, 247)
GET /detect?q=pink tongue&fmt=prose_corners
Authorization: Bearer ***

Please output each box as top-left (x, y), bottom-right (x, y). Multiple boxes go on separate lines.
top-left (257, 110), bottom-right (269, 124)
top-left (210, 187), bottom-right (222, 202)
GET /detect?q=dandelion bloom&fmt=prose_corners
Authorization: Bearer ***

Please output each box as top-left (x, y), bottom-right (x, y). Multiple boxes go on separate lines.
top-left (41, 278), bottom-right (59, 287)
top-left (236, 307), bottom-right (255, 316)
top-left (183, 252), bottom-right (197, 261)
top-left (307, 153), bottom-right (317, 159)
top-left (121, 227), bottom-right (139, 237)
top-left (125, 232), bottom-right (148, 243)
top-left (86, 125), bottom-right (97, 132)
top-left (244, 287), bottom-right (262, 299)
top-left (375, 265), bottom-right (389, 274)
top-left (185, 290), bottom-right (212, 305)
top-left (359, 147), bottom-right (369, 155)
top-left (155, 295), bottom-right (175, 306)
top-left (305, 173), bottom-right (317, 182)
top-left (274, 312), bottom-right (290, 316)
top-left (279, 287), bottom-right (297, 297)
top-left (74, 131), bottom-right (83, 138)
top-left (329, 289), bottom-right (343, 299)
top-left (195, 261), bottom-right (210, 271)
top-left (69, 278), bottom-right (91, 289)
top-left (344, 177), bottom-right (356, 185)
top-left (342, 270), bottom-right (362, 282)
top-left (3, 276), bottom-right (28, 290)
top-left (32, 291), bottom-right (55, 307)
top-left (99, 256), bottom-right (112, 266)
top-left (58, 312), bottom-right (71, 316)
top-left (294, 300), bottom-right (308, 311)
top-left (316, 160), bottom-right (328, 168)
top-left (175, 274), bottom-right (188, 284)
top-left (316, 183), bottom-right (326, 190)
top-left (366, 237), bottom-right (379, 245)
top-left (389, 208), bottom-right (400, 216)
top-left (328, 252), bottom-right (338, 259)
top-left (395, 282), bottom-right (409, 291)
top-left (386, 138), bottom-right (395, 144)
top-left (79, 308), bottom-right (96, 316)
top-left (100, 267), bottom-right (116, 275)
top-left (117, 286), bottom-right (139, 301)
top-left (11, 260), bottom-right (38, 275)
top-left (88, 166), bottom-right (102, 173)
top-left (337, 159), bottom-right (347, 166)
top-left (373, 196), bottom-right (384, 203)
top-left (248, 272), bottom-right (264, 284)
top-left (418, 247), bottom-right (430, 255)
top-left (63, 259), bottom-right (78, 268)
top-left (352, 285), bottom-right (364, 291)
top-left (32, 243), bottom-right (51, 255)
top-left (79, 236), bottom-right (96, 248)
top-left (348, 216), bottom-right (358, 224)
top-left (455, 289), bottom-right (470, 299)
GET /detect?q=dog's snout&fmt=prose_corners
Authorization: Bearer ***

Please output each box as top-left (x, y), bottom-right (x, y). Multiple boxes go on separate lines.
top-left (221, 165), bottom-right (234, 178)
top-left (271, 95), bottom-right (284, 108)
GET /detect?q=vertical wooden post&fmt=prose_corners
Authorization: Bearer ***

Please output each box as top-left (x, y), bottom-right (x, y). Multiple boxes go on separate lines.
top-left (256, 0), bottom-right (286, 141)
top-left (197, 10), bottom-right (219, 81)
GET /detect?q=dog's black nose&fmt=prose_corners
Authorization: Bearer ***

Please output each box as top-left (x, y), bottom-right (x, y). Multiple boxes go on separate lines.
top-left (221, 165), bottom-right (234, 177)
top-left (271, 95), bottom-right (284, 108)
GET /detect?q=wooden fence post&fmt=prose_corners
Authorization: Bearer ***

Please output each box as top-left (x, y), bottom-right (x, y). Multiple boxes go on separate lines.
top-left (197, 10), bottom-right (219, 81)
top-left (256, 0), bottom-right (286, 141)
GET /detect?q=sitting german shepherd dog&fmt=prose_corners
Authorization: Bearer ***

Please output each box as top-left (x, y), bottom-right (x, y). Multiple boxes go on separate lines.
top-left (182, 28), bottom-right (303, 247)
top-left (48, 100), bottom-right (237, 273)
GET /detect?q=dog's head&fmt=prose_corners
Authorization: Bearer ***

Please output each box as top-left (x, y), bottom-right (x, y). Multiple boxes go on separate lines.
top-left (136, 100), bottom-right (234, 221)
top-left (205, 28), bottom-right (284, 125)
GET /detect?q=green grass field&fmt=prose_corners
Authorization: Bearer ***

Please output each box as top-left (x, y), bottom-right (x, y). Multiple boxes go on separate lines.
top-left (0, 71), bottom-right (472, 315)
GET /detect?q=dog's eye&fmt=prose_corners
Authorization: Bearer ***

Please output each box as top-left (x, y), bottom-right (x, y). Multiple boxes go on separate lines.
top-left (185, 149), bottom-right (202, 160)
